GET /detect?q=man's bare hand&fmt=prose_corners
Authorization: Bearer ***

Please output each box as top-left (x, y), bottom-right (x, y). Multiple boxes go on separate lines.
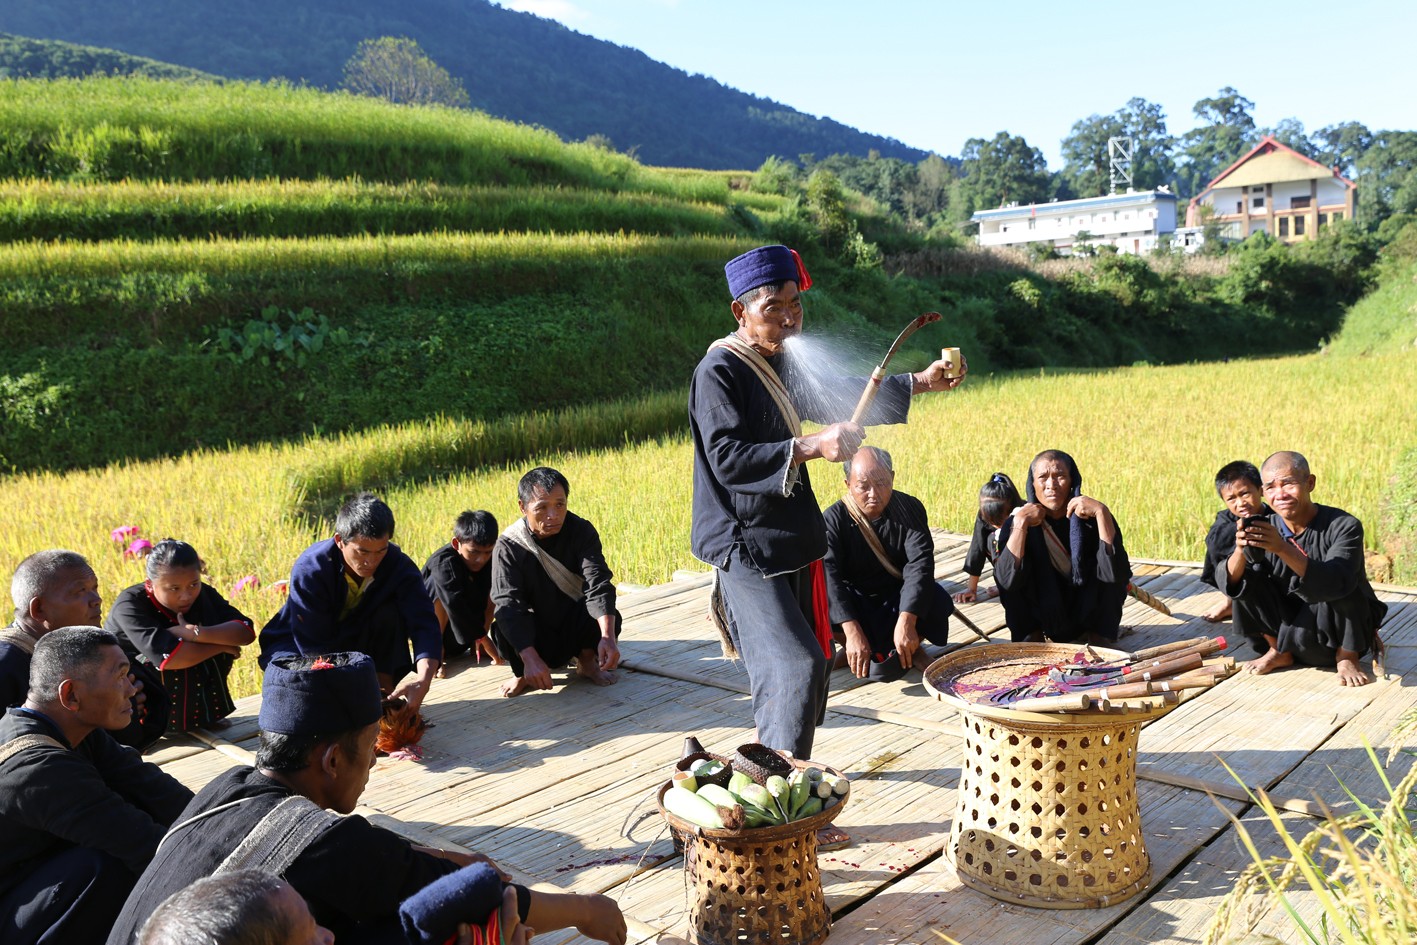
top-left (597, 635), bottom-right (620, 671)
top-left (1237, 519), bottom-right (1285, 555)
top-left (842, 622), bottom-right (872, 678)
top-left (519, 648), bottom-right (554, 690)
top-left (797, 422), bottom-right (864, 463)
top-left (913, 355), bottom-right (968, 392)
top-left (894, 617), bottom-right (921, 670)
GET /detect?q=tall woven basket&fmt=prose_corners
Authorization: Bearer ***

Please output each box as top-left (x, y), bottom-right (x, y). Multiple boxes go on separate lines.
top-left (925, 643), bottom-right (1173, 909)
top-left (657, 762), bottom-right (847, 945)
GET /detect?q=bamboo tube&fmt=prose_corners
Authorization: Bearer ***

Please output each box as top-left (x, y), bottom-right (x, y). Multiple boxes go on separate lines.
top-left (1124, 635), bottom-right (1213, 662)
top-left (1124, 650), bottom-right (1205, 679)
top-left (849, 367), bottom-right (887, 425)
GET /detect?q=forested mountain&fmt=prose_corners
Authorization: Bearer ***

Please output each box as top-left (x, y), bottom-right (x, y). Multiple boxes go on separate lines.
top-left (0, 0), bottom-right (927, 169)
top-left (0, 33), bottom-right (217, 81)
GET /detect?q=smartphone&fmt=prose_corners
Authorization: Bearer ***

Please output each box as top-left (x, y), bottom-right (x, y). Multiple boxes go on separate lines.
top-left (1240, 515), bottom-right (1265, 562)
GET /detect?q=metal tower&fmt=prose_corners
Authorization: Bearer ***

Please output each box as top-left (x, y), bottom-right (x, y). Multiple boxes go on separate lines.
top-left (1108, 136), bottom-right (1133, 194)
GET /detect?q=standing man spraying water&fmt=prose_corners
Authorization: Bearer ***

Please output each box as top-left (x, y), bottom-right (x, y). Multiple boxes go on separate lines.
top-left (688, 244), bottom-right (966, 770)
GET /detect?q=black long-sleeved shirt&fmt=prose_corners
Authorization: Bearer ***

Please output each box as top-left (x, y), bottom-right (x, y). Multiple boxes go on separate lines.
top-left (688, 340), bottom-right (912, 576)
top-left (0, 706), bottom-right (193, 891)
top-left (491, 512), bottom-right (616, 653)
top-left (107, 766), bottom-right (463, 945)
top-left (422, 543), bottom-right (493, 643)
top-left (822, 491), bottom-right (935, 623)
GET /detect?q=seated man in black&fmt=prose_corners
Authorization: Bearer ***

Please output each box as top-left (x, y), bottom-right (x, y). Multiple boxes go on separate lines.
top-left (422, 510), bottom-right (502, 673)
top-left (0, 627), bottom-right (193, 945)
top-left (1198, 460), bottom-right (1269, 623)
top-left (1226, 450), bottom-right (1386, 686)
top-left (823, 447), bottom-right (953, 682)
top-left (490, 467), bottom-right (622, 698)
top-left (3, 550), bottom-right (165, 750)
top-left (994, 449), bottom-right (1132, 644)
top-left (259, 492), bottom-right (442, 715)
top-left (108, 652), bottom-right (625, 945)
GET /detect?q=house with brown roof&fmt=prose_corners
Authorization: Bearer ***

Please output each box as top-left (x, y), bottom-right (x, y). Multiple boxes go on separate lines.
top-left (1184, 135), bottom-right (1357, 243)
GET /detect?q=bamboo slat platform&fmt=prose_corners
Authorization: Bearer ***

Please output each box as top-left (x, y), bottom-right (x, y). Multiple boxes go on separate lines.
top-left (150, 529), bottom-right (1417, 945)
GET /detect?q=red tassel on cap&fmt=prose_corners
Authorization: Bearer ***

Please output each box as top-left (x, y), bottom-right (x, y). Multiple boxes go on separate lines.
top-left (789, 248), bottom-right (813, 291)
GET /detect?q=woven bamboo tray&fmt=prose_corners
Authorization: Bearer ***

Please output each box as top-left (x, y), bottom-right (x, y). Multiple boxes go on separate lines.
top-left (924, 641), bottom-right (1174, 724)
top-left (924, 643), bottom-right (1174, 909)
top-left (657, 760), bottom-right (849, 945)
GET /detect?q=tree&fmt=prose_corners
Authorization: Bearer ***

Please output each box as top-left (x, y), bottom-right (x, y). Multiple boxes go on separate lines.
top-left (805, 168), bottom-right (851, 252)
top-left (1259, 117), bottom-right (1313, 156)
top-left (342, 36), bottom-right (469, 108)
top-left (1116, 97), bottom-right (1178, 191)
top-left (950, 131), bottom-right (1051, 224)
top-left (1355, 131), bottom-right (1417, 225)
top-left (1177, 87), bottom-right (1257, 197)
top-left (1060, 111), bottom-right (1125, 198)
top-left (1311, 122), bottom-right (1373, 178)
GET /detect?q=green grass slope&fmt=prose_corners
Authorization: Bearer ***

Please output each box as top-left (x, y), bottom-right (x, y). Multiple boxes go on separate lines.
top-left (0, 77), bottom-right (1372, 474)
top-left (0, 32), bottom-right (217, 80)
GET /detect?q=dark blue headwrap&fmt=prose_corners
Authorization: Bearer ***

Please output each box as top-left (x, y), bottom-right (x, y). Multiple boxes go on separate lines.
top-left (399, 861), bottom-right (503, 944)
top-left (724, 244), bottom-right (813, 299)
top-left (258, 652), bottom-right (383, 736)
top-left (1026, 449), bottom-right (1087, 586)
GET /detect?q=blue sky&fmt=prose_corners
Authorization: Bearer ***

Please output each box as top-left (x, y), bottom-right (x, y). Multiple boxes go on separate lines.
top-left (500, 0), bottom-right (1411, 168)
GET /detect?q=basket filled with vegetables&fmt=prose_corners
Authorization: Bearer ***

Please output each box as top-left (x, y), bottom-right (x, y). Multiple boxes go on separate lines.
top-left (656, 743), bottom-right (851, 945)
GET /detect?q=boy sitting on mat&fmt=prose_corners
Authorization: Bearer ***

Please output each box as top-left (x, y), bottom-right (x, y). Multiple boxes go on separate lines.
top-left (1198, 460), bottom-right (1269, 623)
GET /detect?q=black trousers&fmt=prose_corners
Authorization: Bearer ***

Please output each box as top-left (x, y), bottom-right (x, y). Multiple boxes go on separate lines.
top-left (491, 608), bottom-right (622, 678)
top-left (1231, 576), bottom-right (1379, 664)
top-left (0, 847), bottom-right (133, 945)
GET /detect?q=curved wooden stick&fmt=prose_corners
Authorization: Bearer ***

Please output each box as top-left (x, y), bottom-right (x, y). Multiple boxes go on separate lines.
top-left (849, 312), bottom-right (941, 425)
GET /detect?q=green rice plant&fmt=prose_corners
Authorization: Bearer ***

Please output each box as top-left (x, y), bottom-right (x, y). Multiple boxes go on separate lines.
top-left (1204, 749), bottom-right (1417, 945)
top-left (0, 76), bottom-right (737, 203)
top-left (2, 348), bottom-right (1411, 699)
top-left (0, 230), bottom-right (751, 346)
top-left (0, 178), bottom-right (744, 243)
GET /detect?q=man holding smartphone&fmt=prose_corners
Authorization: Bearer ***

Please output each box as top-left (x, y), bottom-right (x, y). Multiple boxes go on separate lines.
top-left (1225, 450), bottom-right (1386, 686)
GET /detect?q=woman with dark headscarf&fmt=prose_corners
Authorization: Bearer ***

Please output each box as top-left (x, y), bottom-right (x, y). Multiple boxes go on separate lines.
top-left (993, 450), bottom-right (1131, 643)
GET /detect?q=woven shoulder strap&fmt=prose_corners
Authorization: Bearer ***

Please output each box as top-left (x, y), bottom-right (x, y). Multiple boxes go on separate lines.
top-left (0, 733), bottom-right (64, 765)
top-left (708, 335), bottom-right (802, 436)
top-left (0, 625), bottom-right (37, 655)
top-left (501, 519), bottom-right (584, 602)
top-left (842, 496), bottom-right (903, 581)
top-left (214, 794), bottom-right (340, 877)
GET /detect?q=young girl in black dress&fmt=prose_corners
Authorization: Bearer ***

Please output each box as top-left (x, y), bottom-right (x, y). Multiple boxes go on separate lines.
top-left (955, 472), bottom-right (1025, 604)
top-left (105, 539), bottom-right (255, 731)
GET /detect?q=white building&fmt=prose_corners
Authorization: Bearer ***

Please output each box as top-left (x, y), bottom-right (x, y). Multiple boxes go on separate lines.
top-left (971, 188), bottom-right (1178, 256)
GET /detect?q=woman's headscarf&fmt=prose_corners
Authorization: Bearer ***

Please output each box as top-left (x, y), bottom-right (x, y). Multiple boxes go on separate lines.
top-left (1025, 449), bottom-right (1087, 585)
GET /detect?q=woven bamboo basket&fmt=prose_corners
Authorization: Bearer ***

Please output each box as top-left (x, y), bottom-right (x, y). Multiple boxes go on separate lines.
top-left (925, 643), bottom-right (1175, 909)
top-left (657, 760), bottom-right (849, 945)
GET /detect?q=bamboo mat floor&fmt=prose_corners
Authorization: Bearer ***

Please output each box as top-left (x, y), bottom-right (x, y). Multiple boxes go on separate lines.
top-left (153, 530), bottom-right (1417, 945)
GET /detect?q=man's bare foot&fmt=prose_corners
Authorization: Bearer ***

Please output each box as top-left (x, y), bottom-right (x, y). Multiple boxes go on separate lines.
top-left (500, 676), bottom-right (533, 697)
top-left (576, 662), bottom-right (618, 686)
top-left (1335, 656), bottom-right (1370, 687)
top-left (1244, 649), bottom-right (1294, 675)
top-left (1202, 601), bottom-right (1232, 623)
